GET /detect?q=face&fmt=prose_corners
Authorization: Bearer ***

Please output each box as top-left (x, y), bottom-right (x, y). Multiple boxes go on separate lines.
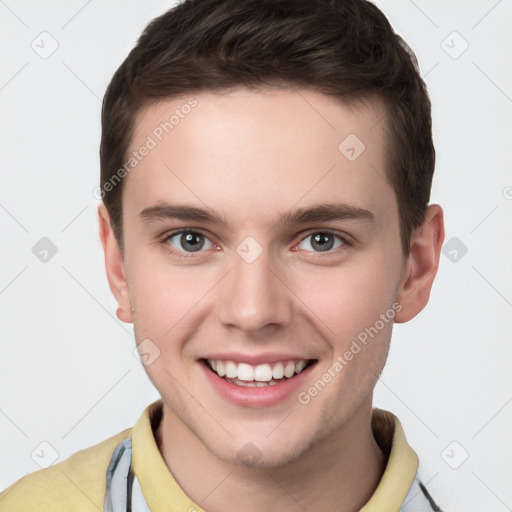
top-left (101, 88), bottom-right (425, 467)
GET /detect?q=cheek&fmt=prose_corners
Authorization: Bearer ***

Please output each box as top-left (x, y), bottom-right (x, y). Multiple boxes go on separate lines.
top-left (126, 248), bottom-right (217, 338)
top-left (128, 261), bottom-right (211, 381)
top-left (289, 255), bottom-right (399, 347)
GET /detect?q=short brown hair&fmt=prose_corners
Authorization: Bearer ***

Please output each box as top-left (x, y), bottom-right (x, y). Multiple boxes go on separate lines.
top-left (100, 0), bottom-right (435, 254)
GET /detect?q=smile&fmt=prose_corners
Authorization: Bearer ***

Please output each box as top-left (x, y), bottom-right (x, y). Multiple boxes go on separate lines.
top-left (204, 358), bottom-right (315, 387)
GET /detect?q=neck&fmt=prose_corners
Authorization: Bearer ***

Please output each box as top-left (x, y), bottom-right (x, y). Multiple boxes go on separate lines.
top-left (155, 398), bottom-right (385, 512)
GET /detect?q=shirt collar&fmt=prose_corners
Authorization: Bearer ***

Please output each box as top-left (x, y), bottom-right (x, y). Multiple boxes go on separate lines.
top-left (360, 408), bottom-right (419, 511)
top-left (131, 400), bottom-right (418, 512)
top-left (131, 400), bottom-right (205, 512)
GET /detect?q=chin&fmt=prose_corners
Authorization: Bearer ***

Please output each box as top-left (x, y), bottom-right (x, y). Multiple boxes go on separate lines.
top-left (215, 430), bottom-right (315, 469)
top-left (231, 445), bottom-right (305, 469)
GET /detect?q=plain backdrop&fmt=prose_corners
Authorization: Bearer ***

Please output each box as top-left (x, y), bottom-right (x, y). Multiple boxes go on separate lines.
top-left (1, 1), bottom-right (511, 510)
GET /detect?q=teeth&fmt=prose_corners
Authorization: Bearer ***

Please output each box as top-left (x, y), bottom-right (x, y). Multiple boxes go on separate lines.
top-left (237, 363), bottom-right (254, 381)
top-left (295, 360), bottom-right (307, 374)
top-left (284, 361), bottom-right (296, 378)
top-left (254, 364), bottom-right (272, 381)
top-left (272, 362), bottom-right (284, 380)
top-left (225, 361), bottom-right (237, 378)
top-left (207, 358), bottom-right (310, 382)
top-left (216, 360), bottom-right (225, 377)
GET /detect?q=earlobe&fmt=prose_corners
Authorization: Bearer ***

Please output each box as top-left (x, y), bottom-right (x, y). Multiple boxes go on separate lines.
top-left (394, 205), bottom-right (445, 323)
top-left (98, 204), bottom-right (133, 324)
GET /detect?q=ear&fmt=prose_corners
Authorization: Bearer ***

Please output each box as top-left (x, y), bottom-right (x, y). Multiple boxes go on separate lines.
top-left (98, 204), bottom-right (133, 324)
top-left (394, 204), bottom-right (445, 323)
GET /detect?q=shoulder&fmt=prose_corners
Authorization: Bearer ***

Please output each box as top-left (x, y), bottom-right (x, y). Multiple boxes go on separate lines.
top-left (0, 428), bottom-right (131, 512)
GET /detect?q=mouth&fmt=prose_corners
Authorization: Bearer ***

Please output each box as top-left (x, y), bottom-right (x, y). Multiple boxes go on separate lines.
top-left (201, 358), bottom-right (317, 387)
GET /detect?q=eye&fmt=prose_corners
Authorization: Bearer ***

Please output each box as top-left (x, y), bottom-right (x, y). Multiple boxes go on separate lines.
top-left (296, 231), bottom-right (346, 253)
top-left (165, 230), bottom-right (215, 255)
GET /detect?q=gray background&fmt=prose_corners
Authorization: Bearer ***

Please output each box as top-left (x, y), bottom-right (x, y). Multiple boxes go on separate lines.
top-left (1, 1), bottom-right (511, 510)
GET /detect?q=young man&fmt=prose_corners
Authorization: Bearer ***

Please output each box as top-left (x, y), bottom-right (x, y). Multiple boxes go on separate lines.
top-left (1, 0), bottom-right (445, 510)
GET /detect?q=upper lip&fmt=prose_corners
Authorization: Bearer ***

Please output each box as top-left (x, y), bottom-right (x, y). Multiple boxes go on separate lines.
top-left (200, 352), bottom-right (315, 365)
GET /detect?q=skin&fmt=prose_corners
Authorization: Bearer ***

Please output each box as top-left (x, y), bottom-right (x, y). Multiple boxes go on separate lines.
top-left (98, 87), bottom-right (444, 512)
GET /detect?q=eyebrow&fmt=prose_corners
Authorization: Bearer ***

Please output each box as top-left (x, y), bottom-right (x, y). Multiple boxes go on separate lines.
top-left (139, 202), bottom-right (374, 229)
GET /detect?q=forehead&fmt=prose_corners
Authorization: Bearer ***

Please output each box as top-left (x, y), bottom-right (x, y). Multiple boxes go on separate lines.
top-left (123, 88), bottom-right (395, 228)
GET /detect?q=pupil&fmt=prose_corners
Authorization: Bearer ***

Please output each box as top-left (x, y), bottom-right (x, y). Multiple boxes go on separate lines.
top-left (181, 233), bottom-right (204, 252)
top-left (312, 233), bottom-right (333, 252)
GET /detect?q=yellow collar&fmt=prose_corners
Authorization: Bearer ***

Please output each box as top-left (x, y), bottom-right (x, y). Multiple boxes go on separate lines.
top-left (132, 401), bottom-right (418, 512)
top-left (360, 408), bottom-right (419, 511)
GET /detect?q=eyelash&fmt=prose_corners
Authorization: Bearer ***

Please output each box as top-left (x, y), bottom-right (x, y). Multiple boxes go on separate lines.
top-left (161, 228), bottom-right (351, 259)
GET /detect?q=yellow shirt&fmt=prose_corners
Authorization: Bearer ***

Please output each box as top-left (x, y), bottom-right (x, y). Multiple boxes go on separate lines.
top-left (0, 400), bottom-right (433, 511)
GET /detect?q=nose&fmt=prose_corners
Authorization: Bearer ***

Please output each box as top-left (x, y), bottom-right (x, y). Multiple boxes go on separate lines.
top-left (217, 250), bottom-right (293, 334)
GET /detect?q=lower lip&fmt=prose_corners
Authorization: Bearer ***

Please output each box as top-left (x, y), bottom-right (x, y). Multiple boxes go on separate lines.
top-left (199, 360), bottom-right (316, 408)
